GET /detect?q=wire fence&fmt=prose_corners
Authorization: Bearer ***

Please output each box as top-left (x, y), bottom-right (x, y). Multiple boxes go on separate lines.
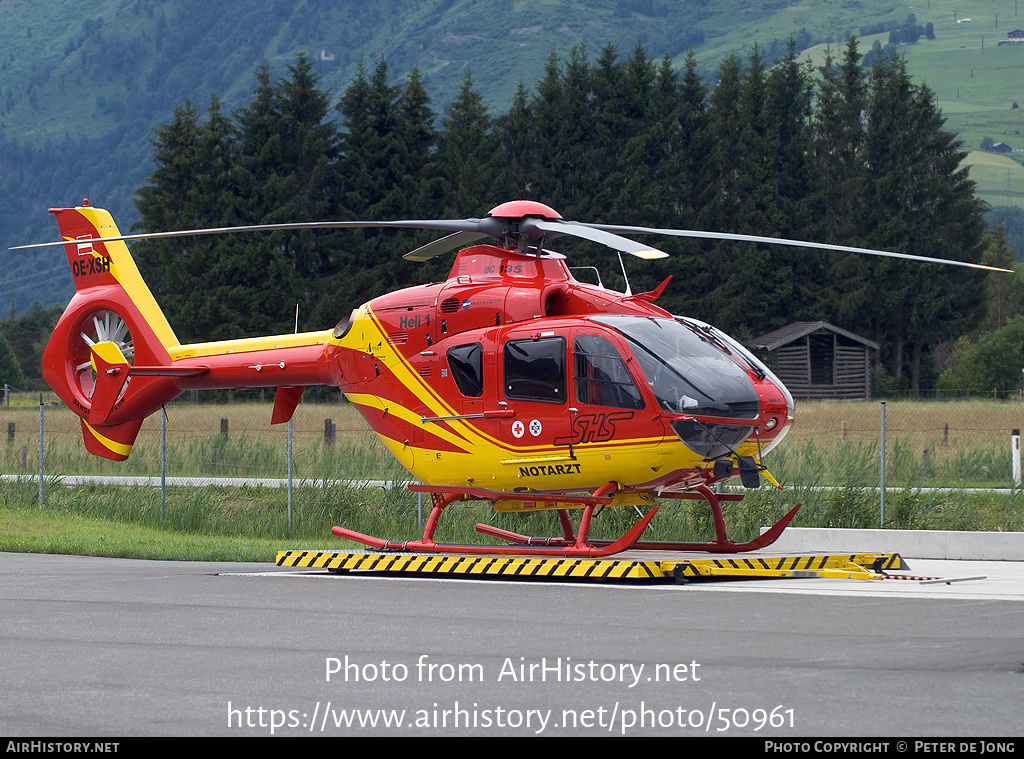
top-left (0, 392), bottom-right (408, 513)
top-left (3, 392), bottom-right (1024, 504)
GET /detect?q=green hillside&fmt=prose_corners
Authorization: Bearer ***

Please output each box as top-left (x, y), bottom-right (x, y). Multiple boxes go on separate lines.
top-left (1, 0), bottom-right (1022, 314)
top-left (899, 3), bottom-right (1024, 154)
top-left (964, 150), bottom-right (1024, 208)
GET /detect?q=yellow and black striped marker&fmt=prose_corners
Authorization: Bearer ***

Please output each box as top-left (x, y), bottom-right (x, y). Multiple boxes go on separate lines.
top-left (275, 550), bottom-right (906, 582)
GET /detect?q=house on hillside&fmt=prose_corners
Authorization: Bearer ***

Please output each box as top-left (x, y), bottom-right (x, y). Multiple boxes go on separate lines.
top-left (747, 322), bottom-right (879, 401)
top-left (991, 142), bottom-right (1014, 153)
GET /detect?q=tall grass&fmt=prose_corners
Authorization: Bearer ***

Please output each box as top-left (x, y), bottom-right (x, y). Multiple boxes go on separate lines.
top-left (2, 473), bottom-right (1020, 562)
top-left (1, 399), bottom-right (1023, 561)
top-left (5, 399), bottom-right (1023, 485)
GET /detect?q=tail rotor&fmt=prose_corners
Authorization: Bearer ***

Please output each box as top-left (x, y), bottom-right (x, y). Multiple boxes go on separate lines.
top-left (74, 309), bottom-right (135, 401)
top-left (41, 204), bottom-right (180, 460)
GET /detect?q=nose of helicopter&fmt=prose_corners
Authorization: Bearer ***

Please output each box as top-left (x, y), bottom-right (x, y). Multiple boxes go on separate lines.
top-left (750, 373), bottom-right (794, 455)
top-left (666, 374), bottom-right (792, 462)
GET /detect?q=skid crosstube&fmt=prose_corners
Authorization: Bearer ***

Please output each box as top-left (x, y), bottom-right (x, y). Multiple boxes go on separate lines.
top-left (275, 550), bottom-right (908, 582)
top-left (331, 483), bottom-right (802, 558)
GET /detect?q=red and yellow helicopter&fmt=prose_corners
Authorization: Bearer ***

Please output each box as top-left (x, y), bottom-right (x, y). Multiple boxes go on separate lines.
top-left (23, 200), bottom-right (1005, 557)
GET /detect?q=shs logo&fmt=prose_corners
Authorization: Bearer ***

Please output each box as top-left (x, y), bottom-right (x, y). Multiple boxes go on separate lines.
top-left (555, 411), bottom-right (634, 445)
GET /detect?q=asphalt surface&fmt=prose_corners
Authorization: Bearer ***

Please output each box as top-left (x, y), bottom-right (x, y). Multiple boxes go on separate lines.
top-left (1, 550), bottom-right (1022, 737)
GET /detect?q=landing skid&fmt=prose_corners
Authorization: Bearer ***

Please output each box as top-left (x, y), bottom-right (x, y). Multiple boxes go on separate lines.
top-left (330, 483), bottom-right (801, 558)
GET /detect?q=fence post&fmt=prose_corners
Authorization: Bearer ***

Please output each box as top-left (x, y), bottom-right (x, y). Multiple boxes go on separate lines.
top-left (161, 407), bottom-right (167, 517)
top-left (879, 401), bottom-right (886, 528)
top-left (38, 396), bottom-right (44, 508)
top-left (1013, 429), bottom-right (1021, 488)
top-left (288, 418), bottom-right (293, 530)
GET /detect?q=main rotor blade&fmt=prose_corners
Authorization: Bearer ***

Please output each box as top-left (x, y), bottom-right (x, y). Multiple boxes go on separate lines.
top-left (521, 219), bottom-right (668, 259)
top-left (582, 223), bottom-right (1012, 273)
top-left (403, 231), bottom-right (489, 261)
top-left (9, 219), bottom-right (489, 251)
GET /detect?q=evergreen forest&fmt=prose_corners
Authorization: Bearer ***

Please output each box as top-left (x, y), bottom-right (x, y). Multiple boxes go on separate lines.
top-left (4, 38), bottom-right (1023, 396)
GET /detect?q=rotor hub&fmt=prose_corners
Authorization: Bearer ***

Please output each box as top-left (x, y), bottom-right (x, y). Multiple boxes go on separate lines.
top-left (487, 200), bottom-right (562, 219)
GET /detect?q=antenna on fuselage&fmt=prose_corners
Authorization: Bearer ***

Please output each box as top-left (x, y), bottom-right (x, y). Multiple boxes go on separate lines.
top-left (617, 252), bottom-right (632, 297)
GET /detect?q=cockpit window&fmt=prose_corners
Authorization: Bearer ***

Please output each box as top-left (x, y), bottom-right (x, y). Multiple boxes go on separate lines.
top-left (592, 316), bottom-right (758, 419)
top-left (504, 336), bottom-right (566, 403)
top-left (679, 316), bottom-right (795, 415)
top-left (574, 335), bottom-right (644, 410)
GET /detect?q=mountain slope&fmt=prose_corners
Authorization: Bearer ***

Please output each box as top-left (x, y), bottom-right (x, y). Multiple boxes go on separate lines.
top-left (1, 0), bottom-right (1018, 313)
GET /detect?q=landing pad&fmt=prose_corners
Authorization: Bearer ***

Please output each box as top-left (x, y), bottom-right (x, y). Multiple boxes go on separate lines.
top-left (275, 549), bottom-right (908, 582)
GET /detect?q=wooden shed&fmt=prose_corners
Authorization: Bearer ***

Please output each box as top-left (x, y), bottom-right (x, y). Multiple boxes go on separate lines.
top-left (747, 322), bottom-right (879, 400)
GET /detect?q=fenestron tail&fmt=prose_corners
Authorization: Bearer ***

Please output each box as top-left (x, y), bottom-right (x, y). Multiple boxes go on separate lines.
top-left (42, 203), bottom-right (182, 460)
top-left (42, 202), bottom-right (338, 461)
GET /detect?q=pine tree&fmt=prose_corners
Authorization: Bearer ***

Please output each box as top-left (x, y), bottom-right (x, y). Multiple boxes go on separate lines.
top-left (766, 40), bottom-right (814, 237)
top-left (493, 82), bottom-right (532, 199)
top-left (314, 59), bottom-right (443, 326)
top-left (132, 98), bottom-right (203, 302)
top-left (811, 39), bottom-right (874, 347)
top-left (438, 70), bottom-right (501, 217)
top-left (527, 50), bottom-right (568, 208)
top-left (764, 40), bottom-right (819, 320)
top-left (811, 37), bottom-right (868, 245)
top-left (0, 331), bottom-right (24, 389)
top-left (395, 67), bottom-right (442, 219)
top-left (264, 54), bottom-right (340, 284)
top-left (699, 48), bottom-right (792, 331)
top-left (860, 54), bottom-right (986, 390)
top-left (675, 50), bottom-right (710, 226)
top-left (980, 222), bottom-right (1024, 332)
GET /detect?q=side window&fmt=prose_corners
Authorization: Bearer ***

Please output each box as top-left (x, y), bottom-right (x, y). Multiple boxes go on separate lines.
top-left (504, 336), bottom-right (566, 403)
top-left (574, 335), bottom-right (644, 410)
top-left (447, 343), bottom-right (484, 397)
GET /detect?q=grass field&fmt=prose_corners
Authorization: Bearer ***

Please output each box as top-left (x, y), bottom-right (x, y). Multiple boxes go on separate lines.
top-left (894, 3), bottom-right (1024, 212)
top-left (779, 398), bottom-right (1024, 486)
top-left (962, 149), bottom-right (1024, 209)
top-left (774, 4), bottom-right (1024, 211)
top-left (2, 398), bottom-right (1022, 561)
top-left (3, 398), bottom-right (1024, 485)
top-left (0, 399), bottom-right (406, 482)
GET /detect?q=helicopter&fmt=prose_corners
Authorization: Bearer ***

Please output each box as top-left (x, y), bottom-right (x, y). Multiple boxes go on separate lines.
top-left (22, 199), bottom-right (1008, 558)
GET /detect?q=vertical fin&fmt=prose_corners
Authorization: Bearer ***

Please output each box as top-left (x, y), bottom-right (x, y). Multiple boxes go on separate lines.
top-left (271, 386), bottom-right (305, 424)
top-left (50, 204), bottom-right (178, 351)
top-left (88, 341), bottom-right (130, 425)
top-left (80, 417), bottom-right (144, 462)
top-left (43, 204), bottom-right (184, 462)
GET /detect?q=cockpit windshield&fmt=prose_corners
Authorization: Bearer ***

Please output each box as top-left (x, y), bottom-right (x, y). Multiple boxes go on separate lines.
top-left (593, 316), bottom-right (759, 419)
top-left (679, 316), bottom-right (795, 416)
